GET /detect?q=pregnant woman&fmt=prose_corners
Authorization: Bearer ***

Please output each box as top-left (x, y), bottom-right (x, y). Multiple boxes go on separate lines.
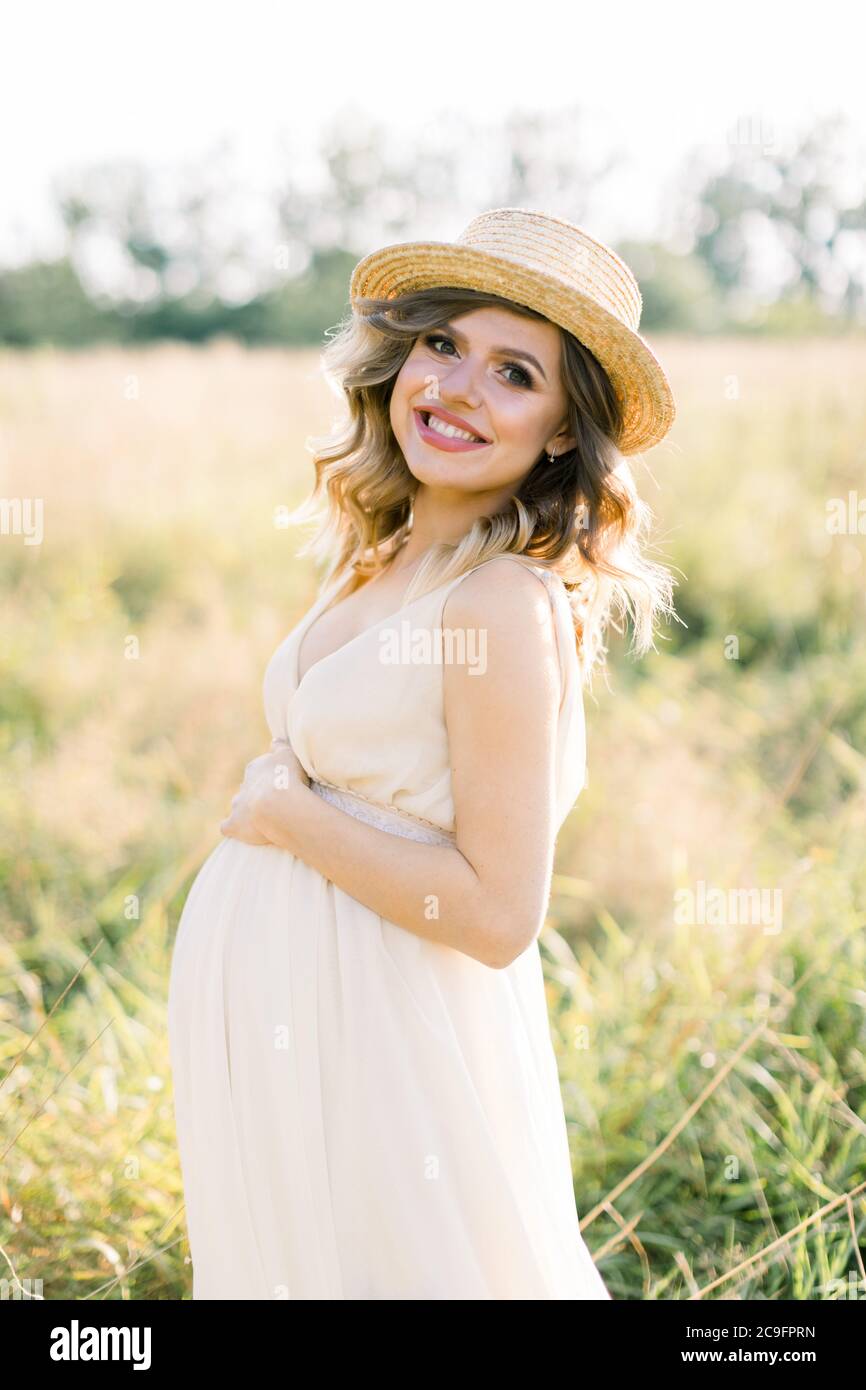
top-left (168, 207), bottom-right (677, 1300)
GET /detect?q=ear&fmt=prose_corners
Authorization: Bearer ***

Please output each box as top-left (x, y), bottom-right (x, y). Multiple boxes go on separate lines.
top-left (546, 431), bottom-right (577, 457)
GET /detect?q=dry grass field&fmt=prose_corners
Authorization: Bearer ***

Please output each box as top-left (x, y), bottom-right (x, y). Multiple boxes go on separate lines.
top-left (1, 334), bottom-right (865, 1299)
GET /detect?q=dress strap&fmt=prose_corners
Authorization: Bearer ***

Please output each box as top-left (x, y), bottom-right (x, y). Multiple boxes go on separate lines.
top-left (483, 554), bottom-right (565, 601)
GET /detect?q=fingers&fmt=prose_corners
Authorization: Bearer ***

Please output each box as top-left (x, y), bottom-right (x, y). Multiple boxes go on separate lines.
top-left (243, 752), bottom-right (273, 781)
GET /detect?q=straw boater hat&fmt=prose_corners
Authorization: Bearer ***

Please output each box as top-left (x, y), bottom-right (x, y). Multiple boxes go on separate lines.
top-left (350, 206), bottom-right (676, 456)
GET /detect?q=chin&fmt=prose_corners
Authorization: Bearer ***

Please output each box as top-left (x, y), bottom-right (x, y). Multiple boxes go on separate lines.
top-left (404, 451), bottom-right (492, 492)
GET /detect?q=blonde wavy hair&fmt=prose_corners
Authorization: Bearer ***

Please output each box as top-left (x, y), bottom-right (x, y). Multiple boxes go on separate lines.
top-left (290, 286), bottom-right (677, 686)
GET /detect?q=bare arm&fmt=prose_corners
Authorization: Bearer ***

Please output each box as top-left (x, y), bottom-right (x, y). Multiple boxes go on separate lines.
top-left (246, 559), bottom-right (562, 969)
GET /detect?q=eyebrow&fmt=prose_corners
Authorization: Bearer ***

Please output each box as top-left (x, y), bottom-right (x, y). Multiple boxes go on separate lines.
top-left (439, 321), bottom-right (549, 383)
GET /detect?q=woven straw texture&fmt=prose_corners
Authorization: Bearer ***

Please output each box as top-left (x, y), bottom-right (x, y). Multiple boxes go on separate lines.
top-left (350, 207), bottom-right (676, 455)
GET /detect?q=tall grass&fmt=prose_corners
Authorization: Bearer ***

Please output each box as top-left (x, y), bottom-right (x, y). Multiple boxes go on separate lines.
top-left (1, 336), bottom-right (864, 1299)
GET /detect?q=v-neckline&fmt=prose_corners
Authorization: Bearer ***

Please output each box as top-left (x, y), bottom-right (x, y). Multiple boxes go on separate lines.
top-left (294, 566), bottom-right (444, 697)
top-left (291, 554), bottom-right (561, 702)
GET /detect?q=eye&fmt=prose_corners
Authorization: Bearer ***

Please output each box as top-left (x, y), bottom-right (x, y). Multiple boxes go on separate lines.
top-left (501, 362), bottom-right (533, 388)
top-left (422, 333), bottom-right (534, 389)
top-left (423, 332), bottom-right (457, 357)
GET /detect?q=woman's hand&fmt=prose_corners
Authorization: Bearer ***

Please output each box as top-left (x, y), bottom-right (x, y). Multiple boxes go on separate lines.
top-left (219, 738), bottom-right (310, 846)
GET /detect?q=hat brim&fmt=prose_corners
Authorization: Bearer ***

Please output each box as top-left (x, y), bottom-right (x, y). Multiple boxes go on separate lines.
top-left (350, 240), bottom-right (676, 455)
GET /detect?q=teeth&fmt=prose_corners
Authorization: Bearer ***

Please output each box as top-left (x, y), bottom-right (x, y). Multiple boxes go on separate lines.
top-left (424, 412), bottom-right (484, 443)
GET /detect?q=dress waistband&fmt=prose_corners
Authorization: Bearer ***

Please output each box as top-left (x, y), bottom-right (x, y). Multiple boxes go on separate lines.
top-left (309, 779), bottom-right (456, 847)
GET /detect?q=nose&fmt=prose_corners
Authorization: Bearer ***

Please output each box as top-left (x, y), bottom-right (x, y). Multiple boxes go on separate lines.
top-left (436, 351), bottom-right (484, 409)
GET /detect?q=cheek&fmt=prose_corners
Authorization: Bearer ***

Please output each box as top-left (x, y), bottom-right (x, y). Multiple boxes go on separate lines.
top-left (390, 361), bottom-right (422, 427)
top-left (393, 353), bottom-right (428, 400)
top-left (392, 355), bottom-right (446, 439)
top-left (489, 395), bottom-right (549, 449)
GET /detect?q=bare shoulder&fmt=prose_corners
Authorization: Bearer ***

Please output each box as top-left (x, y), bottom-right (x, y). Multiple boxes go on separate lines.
top-left (442, 557), bottom-right (559, 699)
top-left (442, 556), bottom-right (555, 637)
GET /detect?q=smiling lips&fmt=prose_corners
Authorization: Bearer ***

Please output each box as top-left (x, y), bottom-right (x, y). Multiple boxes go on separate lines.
top-left (414, 408), bottom-right (491, 453)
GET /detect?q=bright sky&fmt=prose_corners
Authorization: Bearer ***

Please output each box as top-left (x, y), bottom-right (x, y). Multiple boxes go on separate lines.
top-left (3, 0), bottom-right (863, 267)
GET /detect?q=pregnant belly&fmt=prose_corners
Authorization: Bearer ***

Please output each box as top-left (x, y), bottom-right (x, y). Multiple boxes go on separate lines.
top-left (168, 833), bottom-right (426, 1045)
top-left (170, 830), bottom-right (430, 972)
top-left (167, 835), bottom-right (349, 1117)
top-left (170, 835), bottom-right (309, 970)
top-left (168, 824), bottom-right (545, 1075)
top-left (166, 828), bottom-right (490, 1115)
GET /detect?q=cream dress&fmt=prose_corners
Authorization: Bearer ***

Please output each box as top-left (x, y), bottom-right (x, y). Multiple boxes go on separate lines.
top-left (167, 554), bottom-right (611, 1300)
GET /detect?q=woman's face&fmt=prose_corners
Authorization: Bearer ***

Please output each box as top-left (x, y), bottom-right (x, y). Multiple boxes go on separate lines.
top-left (389, 306), bottom-right (576, 497)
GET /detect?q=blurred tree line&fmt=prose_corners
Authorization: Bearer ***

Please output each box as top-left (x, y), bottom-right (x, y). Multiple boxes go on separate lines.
top-left (1, 108), bottom-right (864, 348)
